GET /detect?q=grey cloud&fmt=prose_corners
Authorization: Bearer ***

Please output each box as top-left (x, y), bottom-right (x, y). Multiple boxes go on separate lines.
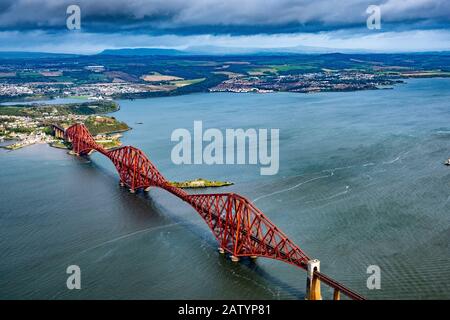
top-left (0, 0), bottom-right (448, 33)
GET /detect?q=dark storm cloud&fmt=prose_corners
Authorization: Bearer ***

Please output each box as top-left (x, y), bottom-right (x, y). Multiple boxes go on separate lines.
top-left (0, 0), bottom-right (449, 34)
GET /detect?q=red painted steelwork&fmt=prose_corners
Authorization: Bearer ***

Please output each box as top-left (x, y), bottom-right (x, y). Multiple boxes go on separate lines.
top-left (65, 123), bottom-right (310, 267)
top-left (64, 123), bottom-right (365, 300)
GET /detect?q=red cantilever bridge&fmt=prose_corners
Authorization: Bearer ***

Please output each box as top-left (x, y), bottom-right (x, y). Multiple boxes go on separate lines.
top-left (59, 123), bottom-right (365, 300)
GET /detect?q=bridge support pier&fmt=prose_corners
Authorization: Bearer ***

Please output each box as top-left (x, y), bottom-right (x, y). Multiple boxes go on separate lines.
top-left (120, 182), bottom-right (125, 187)
top-left (250, 256), bottom-right (258, 260)
top-left (129, 189), bottom-right (135, 193)
top-left (144, 187), bottom-right (151, 192)
top-left (230, 255), bottom-right (240, 262)
top-left (333, 289), bottom-right (341, 300)
top-left (306, 259), bottom-right (322, 300)
top-left (218, 248), bottom-right (225, 254)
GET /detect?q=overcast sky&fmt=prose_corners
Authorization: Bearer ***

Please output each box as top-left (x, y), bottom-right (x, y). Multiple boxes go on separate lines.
top-left (0, 0), bottom-right (449, 53)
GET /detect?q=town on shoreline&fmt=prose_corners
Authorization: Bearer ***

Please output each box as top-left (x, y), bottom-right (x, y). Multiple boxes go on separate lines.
top-left (0, 100), bottom-right (129, 151)
top-left (1, 53), bottom-right (449, 103)
top-left (0, 99), bottom-right (234, 189)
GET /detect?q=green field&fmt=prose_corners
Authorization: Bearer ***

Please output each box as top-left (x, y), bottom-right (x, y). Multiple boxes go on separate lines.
top-left (0, 100), bottom-right (120, 117)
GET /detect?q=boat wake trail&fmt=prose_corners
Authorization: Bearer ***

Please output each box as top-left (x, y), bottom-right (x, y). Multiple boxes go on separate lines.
top-left (79, 223), bottom-right (181, 255)
top-left (252, 164), bottom-right (360, 204)
top-left (253, 173), bottom-right (332, 203)
top-left (304, 185), bottom-right (350, 204)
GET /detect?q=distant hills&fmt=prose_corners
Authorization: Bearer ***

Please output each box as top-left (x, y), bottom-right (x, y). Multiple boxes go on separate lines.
top-left (99, 48), bottom-right (187, 56)
top-left (0, 51), bottom-right (79, 59)
top-left (98, 46), bottom-right (450, 56)
top-left (1, 48), bottom-right (449, 59)
top-left (99, 45), bottom-right (354, 56)
top-left (184, 45), bottom-right (355, 55)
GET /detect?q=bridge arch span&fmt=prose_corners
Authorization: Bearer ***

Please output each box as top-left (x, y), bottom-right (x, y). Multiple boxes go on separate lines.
top-left (65, 123), bottom-right (310, 267)
top-left (60, 122), bottom-right (364, 300)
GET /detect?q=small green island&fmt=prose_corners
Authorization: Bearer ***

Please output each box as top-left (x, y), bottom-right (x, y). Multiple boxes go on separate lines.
top-left (169, 178), bottom-right (233, 189)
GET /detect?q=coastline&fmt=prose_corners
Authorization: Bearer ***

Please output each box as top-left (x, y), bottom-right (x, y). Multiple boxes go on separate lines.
top-left (0, 99), bottom-right (129, 151)
top-left (3, 74), bottom-right (449, 105)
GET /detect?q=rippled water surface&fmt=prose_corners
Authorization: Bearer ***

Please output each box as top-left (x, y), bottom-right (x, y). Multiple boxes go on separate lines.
top-left (0, 78), bottom-right (449, 299)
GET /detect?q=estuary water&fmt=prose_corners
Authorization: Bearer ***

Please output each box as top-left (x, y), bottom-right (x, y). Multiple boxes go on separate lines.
top-left (0, 78), bottom-right (449, 299)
